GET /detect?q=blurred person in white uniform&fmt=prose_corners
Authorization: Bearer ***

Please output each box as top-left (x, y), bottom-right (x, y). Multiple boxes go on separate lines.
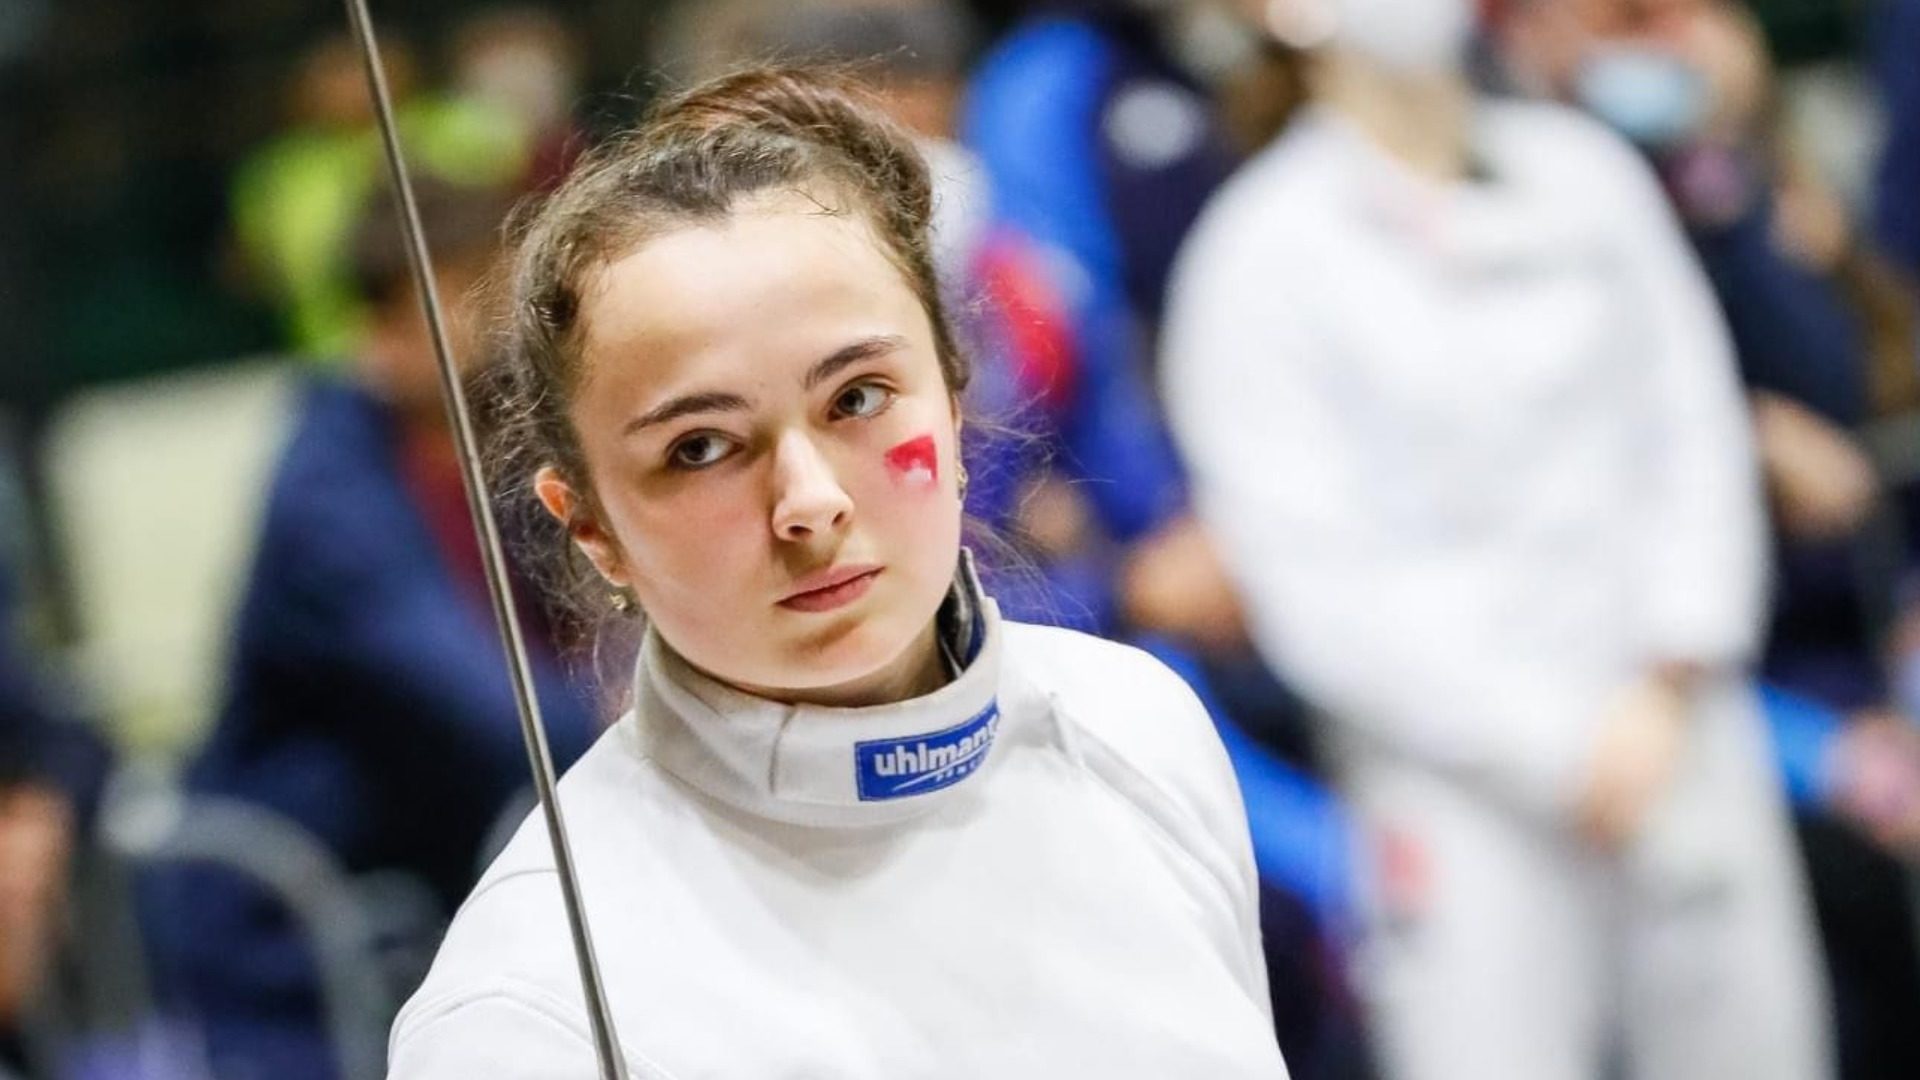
top-left (1161, 1), bottom-right (1832, 1078)
top-left (385, 67), bottom-right (1288, 1079)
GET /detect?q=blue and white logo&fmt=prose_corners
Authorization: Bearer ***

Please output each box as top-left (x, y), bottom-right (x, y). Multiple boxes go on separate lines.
top-left (854, 703), bottom-right (1000, 801)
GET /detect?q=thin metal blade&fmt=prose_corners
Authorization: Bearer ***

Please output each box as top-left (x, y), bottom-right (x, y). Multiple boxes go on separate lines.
top-left (338, 3), bottom-right (628, 1076)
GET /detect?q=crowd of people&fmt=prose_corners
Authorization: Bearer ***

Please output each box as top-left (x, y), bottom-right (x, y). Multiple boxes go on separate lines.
top-left (4, 0), bottom-right (1920, 1077)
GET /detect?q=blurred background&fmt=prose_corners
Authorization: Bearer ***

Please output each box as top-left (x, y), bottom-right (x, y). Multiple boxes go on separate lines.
top-left (1, 0), bottom-right (1917, 1078)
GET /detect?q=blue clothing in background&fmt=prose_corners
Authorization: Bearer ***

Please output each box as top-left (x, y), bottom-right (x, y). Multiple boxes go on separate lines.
top-left (1763, 683), bottom-right (1844, 809)
top-left (1675, 166), bottom-right (1881, 708)
top-left (962, 9), bottom-right (1233, 625)
top-left (1688, 182), bottom-right (1868, 425)
top-left (140, 378), bottom-right (594, 1080)
top-left (0, 555), bottom-right (107, 816)
top-left (1875, 0), bottom-right (1920, 280)
top-left (0, 563), bottom-right (62, 784)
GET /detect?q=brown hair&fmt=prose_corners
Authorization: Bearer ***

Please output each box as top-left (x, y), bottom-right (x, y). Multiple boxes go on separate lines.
top-left (487, 64), bottom-right (971, 632)
top-left (352, 176), bottom-right (514, 306)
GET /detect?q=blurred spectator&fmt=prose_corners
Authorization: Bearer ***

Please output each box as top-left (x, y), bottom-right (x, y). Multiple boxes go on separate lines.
top-left (1874, 0), bottom-right (1920, 284)
top-left (963, 0), bottom-right (1245, 646)
top-left (964, 5), bottom-right (1368, 1073)
top-left (0, 574), bottom-right (72, 1065)
top-left (1769, 686), bottom-right (1920, 856)
top-left (229, 31), bottom-right (529, 360)
top-left (1493, 0), bottom-right (1919, 786)
top-left (1498, 5), bottom-right (1920, 1075)
top-left (959, 8), bottom-right (1348, 838)
top-left (1500, 0), bottom-right (1877, 420)
top-left (1, 18), bottom-right (69, 1057)
top-left (139, 179), bottom-right (596, 1080)
top-left (0, 532), bottom-right (106, 1070)
top-left (450, 6), bottom-right (589, 193)
top-left (1168, 2), bottom-right (1832, 1078)
top-left (1765, 679), bottom-right (1920, 1080)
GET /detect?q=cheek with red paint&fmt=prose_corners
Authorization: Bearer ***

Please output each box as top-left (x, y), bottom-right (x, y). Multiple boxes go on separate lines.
top-left (883, 433), bottom-right (940, 490)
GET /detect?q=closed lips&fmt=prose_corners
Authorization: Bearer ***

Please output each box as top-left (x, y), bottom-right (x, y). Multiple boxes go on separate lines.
top-left (779, 565), bottom-right (881, 606)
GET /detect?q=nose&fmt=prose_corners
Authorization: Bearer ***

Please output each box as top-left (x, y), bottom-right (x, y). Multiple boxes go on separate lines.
top-left (769, 430), bottom-right (853, 542)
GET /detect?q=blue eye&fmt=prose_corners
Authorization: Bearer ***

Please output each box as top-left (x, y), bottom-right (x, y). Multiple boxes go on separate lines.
top-left (668, 433), bottom-right (735, 470)
top-left (833, 381), bottom-right (894, 420)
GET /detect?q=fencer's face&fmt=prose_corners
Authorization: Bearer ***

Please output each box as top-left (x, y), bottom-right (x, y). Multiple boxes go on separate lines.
top-left (547, 188), bottom-right (963, 705)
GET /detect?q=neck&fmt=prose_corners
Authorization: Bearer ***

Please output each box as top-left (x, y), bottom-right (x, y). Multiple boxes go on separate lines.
top-left (726, 619), bottom-right (951, 710)
top-left (1314, 51), bottom-right (1474, 181)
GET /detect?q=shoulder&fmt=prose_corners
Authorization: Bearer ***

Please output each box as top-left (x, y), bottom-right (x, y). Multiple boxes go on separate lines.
top-left (1479, 96), bottom-right (1626, 153)
top-left (1482, 99), bottom-right (1692, 253)
top-left (1005, 622), bottom-right (1204, 718)
top-left (1206, 137), bottom-right (1323, 228)
top-left (1003, 624), bottom-right (1238, 825)
top-left (407, 855), bottom-right (573, 993)
top-left (387, 862), bottom-right (586, 1075)
top-left (463, 719), bottom-right (659, 897)
top-left (1173, 121), bottom-right (1337, 285)
top-left (1479, 97), bottom-right (1658, 190)
top-left (402, 720), bottom-right (664, 996)
top-left (389, 969), bottom-right (676, 1080)
top-left (1004, 623), bottom-right (1258, 910)
top-left (390, 969), bottom-right (585, 1057)
top-left (392, 840), bottom-right (609, 1069)
top-left (391, 723), bottom-right (683, 1076)
top-left (1009, 625), bottom-right (1219, 772)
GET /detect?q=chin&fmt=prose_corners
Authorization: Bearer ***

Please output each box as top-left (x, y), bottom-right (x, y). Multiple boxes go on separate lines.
top-left (693, 566), bottom-right (950, 702)
top-left (774, 615), bottom-right (912, 691)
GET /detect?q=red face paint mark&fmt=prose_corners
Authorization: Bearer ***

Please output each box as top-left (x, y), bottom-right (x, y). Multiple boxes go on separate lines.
top-left (884, 434), bottom-right (939, 488)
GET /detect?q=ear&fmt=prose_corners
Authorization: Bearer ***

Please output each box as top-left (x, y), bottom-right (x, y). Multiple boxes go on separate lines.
top-left (534, 465), bottom-right (629, 588)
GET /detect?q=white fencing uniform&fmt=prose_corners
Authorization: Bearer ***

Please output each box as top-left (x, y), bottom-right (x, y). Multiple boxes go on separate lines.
top-left (1162, 101), bottom-right (1831, 1080)
top-left (388, 570), bottom-right (1289, 1079)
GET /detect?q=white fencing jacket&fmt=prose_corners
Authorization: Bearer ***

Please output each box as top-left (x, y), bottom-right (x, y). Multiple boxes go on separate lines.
top-left (387, 575), bottom-right (1288, 1078)
top-left (1162, 102), bottom-right (1768, 822)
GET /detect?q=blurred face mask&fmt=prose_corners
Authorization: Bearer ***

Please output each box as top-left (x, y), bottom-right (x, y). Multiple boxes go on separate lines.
top-left (1574, 45), bottom-right (1710, 148)
top-left (1266, 0), bottom-right (1476, 75)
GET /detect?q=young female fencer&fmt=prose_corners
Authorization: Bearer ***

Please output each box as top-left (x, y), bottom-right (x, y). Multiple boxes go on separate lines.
top-left (385, 67), bottom-right (1291, 1078)
top-left (1162, 1), bottom-right (1830, 1079)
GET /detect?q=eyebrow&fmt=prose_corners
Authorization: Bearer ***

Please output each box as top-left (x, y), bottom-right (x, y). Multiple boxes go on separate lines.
top-left (803, 334), bottom-right (906, 391)
top-left (625, 334), bottom-right (907, 435)
top-left (625, 390), bottom-right (751, 434)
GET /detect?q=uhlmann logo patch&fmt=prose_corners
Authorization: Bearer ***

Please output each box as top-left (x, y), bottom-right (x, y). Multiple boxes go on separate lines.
top-left (854, 703), bottom-right (1001, 801)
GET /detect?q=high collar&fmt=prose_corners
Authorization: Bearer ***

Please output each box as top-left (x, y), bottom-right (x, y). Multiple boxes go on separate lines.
top-left (629, 555), bottom-right (1006, 829)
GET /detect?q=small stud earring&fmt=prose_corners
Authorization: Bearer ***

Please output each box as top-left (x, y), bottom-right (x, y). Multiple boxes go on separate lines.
top-left (957, 461), bottom-right (970, 502)
top-left (610, 589), bottom-right (634, 614)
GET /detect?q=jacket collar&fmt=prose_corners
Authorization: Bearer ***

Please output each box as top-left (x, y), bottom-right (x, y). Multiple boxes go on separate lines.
top-left (631, 553), bottom-right (1005, 828)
